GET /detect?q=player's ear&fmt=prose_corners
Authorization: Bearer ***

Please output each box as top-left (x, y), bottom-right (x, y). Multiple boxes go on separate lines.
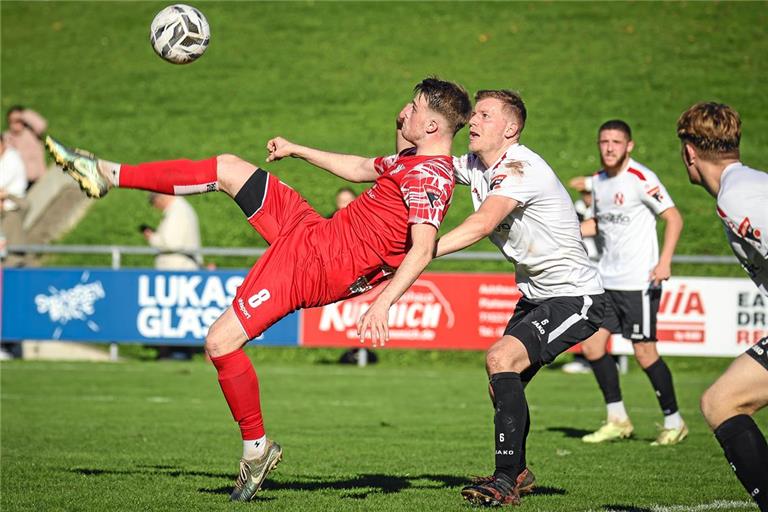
top-left (627, 140), bottom-right (635, 153)
top-left (683, 144), bottom-right (696, 167)
top-left (425, 117), bottom-right (439, 135)
top-left (504, 120), bottom-right (520, 140)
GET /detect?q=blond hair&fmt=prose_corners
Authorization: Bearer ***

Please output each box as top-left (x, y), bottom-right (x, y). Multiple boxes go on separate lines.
top-left (475, 90), bottom-right (527, 133)
top-left (676, 102), bottom-right (741, 160)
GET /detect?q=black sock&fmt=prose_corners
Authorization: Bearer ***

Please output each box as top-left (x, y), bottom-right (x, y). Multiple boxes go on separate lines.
top-left (589, 353), bottom-right (622, 404)
top-left (490, 372), bottom-right (527, 483)
top-left (714, 414), bottom-right (768, 511)
top-left (642, 357), bottom-right (678, 416)
top-left (518, 401), bottom-right (530, 475)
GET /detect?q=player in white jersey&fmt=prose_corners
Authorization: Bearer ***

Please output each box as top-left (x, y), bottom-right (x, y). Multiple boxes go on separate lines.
top-left (578, 120), bottom-right (687, 446)
top-left (678, 102), bottom-right (768, 512)
top-left (406, 89), bottom-right (606, 506)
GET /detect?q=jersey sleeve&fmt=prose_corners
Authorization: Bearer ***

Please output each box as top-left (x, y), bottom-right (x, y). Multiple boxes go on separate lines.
top-left (400, 160), bottom-right (455, 229)
top-left (452, 154), bottom-right (471, 186)
top-left (374, 148), bottom-right (417, 176)
top-left (637, 171), bottom-right (675, 215)
top-left (487, 161), bottom-right (538, 206)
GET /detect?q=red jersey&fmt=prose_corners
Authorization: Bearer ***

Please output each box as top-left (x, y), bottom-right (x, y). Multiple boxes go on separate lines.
top-left (314, 150), bottom-right (455, 295)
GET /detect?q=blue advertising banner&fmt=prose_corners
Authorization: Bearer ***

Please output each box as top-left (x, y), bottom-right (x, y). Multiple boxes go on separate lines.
top-left (1, 268), bottom-right (299, 346)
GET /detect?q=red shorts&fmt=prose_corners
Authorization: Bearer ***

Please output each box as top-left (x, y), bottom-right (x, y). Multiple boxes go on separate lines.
top-left (231, 172), bottom-right (325, 339)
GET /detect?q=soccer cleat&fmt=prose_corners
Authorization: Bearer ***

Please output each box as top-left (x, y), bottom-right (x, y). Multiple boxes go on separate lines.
top-left (45, 136), bottom-right (110, 198)
top-left (229, 439), bottom-right (283, 502)
top-left (470, 467), bottom-right (536, 495)
top-left (651, 423), bottom-right (689, 446)
top-left (582, 419), bottom-right (634, 443)
top-left (462, 474), bottom-right (521, 507)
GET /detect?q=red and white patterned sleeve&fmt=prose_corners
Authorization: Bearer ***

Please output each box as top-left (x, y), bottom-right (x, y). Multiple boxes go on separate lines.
top-left (374, 148), bottom-right (417, 175)
top-left (400, 158), bottom-right (455, 229)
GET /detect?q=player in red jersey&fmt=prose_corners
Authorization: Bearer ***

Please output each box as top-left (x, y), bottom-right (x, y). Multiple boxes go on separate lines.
top-left (45, 77), bottom-right (472, 502)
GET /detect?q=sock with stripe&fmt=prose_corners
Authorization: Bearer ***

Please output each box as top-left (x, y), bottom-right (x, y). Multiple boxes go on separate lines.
top-left (117, 157), bottom-right (218, 195)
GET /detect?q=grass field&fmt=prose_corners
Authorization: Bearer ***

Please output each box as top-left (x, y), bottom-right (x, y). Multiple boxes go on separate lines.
top-left (1, 1), bottom-right (767, 271)
top-left (1, 351), bottom-right (765, 511)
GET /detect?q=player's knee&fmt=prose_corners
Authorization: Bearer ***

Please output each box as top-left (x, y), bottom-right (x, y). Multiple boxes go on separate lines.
top-left (486, 340), bottom-right (529, 374)
top-left (204, 322), bottom-right (231, 357)
top-left (582, 341), bottom-right (603, 360)
top-left (633, 342), bottom-right (658, 368)
top-left (216, 154), bottom-right (258, 195)
top-left (700, 385), bottom-right (723, 429)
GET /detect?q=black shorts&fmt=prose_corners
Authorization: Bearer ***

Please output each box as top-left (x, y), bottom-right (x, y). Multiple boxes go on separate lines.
top-left (601, 287), bottom-right (662, 342)
top-left (747, 336), bottom-right (768, 371)
top-left (504, 293), bottom-right (606, 366)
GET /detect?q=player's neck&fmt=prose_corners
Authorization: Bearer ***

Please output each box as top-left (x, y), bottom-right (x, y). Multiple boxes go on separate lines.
top-left (603, 156), bottom-right (631, 177)
top-left (478, 140), bottom-right (518, 169)
top-left (414, 137), bottom-right (452, 157)
top-left (699, 159), bottom-right (739, 197)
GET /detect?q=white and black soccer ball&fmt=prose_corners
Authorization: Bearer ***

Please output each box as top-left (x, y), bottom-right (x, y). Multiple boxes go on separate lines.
top-left (150, 4), bottom-right (210, 64)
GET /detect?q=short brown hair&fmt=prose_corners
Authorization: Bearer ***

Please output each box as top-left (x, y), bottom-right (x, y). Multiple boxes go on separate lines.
top-left (677, 102), bottom-right (741, 160)
top-left (599, 119), bottom-right (632, 140)
top-left (414, 77), bottom-right (472, 135)
top-left (475, 90), bottom-right (527, 133)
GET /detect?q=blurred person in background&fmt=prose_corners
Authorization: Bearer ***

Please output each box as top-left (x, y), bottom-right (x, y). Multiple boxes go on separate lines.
top-left (144, 192), bottom-right (203, 360)
top-left (678, 102), bottom-right (768, 512)
top-left (334, 186), bottom-right (356, 211)
top-left (331, 187), bottom-right (379, 366)
top-left (0, 134), bottom-right (29, 267)
top-left (0, 133), bottom-right (29, 360)
top-left (579, 120), bottom-right (686, 446)
top-left (144, 192), bottom-right (202, 271)
top-left (4, 106), bottom-right (47, 188)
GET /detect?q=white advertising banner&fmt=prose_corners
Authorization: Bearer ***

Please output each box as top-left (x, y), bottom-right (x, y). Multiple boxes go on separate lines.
top-left (610, 277), bottom-right (767, 357)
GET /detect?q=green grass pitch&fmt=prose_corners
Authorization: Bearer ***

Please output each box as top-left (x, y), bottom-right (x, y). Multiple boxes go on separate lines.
top-left (1, 352), bottom-right (765, 511)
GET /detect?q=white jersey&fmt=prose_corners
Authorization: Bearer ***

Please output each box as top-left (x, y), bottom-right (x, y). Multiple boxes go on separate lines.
top-left (453, 144), bottom-right (603, 300)
top-left (592, 159), bottom-right (675, 290)
top-left (716, 162), bottom-right (768, 295)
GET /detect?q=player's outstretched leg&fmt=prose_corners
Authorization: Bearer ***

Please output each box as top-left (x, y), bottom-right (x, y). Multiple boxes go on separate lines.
top-left (206, 308), bottom-right (283, 502)
top-left (45, 135), bottom-right (220, 199)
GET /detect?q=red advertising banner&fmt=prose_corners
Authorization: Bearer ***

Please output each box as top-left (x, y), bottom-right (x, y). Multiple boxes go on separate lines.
top-left (301, 272), bottom-right (520, 350)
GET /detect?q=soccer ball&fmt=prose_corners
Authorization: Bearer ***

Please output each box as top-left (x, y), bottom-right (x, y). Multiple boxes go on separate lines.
top-left (150, 4), bottom-right (210, 64)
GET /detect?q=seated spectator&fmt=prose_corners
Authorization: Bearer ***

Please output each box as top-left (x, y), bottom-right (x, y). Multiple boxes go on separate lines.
top-left (4, 106), bottom-right (47, 188)
top-left (0, 134), bottom-right (29, 267)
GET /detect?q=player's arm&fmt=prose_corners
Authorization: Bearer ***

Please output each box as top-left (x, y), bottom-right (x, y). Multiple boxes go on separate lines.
top-left (266, 137), bottom-right (379, 183)
top-left (357, 223), bottom-right (437, 346)
top-left (435, 195), bottom-right (518, 257)
top-left (650, 206), bottom-right (683, 285)
top-left (581, 218), bottom-right (597, 237)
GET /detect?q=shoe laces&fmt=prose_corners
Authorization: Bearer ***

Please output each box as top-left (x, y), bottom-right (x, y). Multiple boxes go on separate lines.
top-left (235, 459), bottom-right (250, 487)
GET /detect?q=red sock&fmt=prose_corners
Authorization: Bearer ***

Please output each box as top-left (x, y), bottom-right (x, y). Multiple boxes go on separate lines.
top-left (119, 157), bottom-right (218, 195)
top-left (211, 349), bottom-right (265, 440)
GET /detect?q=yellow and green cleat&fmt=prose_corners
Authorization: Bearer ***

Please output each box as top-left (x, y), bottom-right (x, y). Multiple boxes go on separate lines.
top-left (230, 439), bottom-right (283, 502)
top-left (651, 423), bottom-right (689, 446)
top-left (582, 419), bottom-right (634, 443)
top-left (45, 135), bottom-right (110, 198)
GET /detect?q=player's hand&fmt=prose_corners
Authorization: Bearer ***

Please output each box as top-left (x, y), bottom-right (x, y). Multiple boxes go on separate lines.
top-left (266, 137), bottom-right (296, 162)
top-left (649, 261), bottom-right (672, 287)
top-left (568, 176), bottom-right (592, 192)
top-left (357, 299), bottom-right (390, 347)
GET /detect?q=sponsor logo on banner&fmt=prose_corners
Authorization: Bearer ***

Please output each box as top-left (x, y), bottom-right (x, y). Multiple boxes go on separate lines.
top-left (303, 273), bottom-right (521, 350)
top-left (318, 280), bottom-right (455, 342)
top-left (736, 289), bottom-right (767, 345)
top-left (33, 271), bottom-right (105, 339)
top-left (657, 283), bottom-right (706, 343)
top-left (137, 274), bottom-right (243, 339)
